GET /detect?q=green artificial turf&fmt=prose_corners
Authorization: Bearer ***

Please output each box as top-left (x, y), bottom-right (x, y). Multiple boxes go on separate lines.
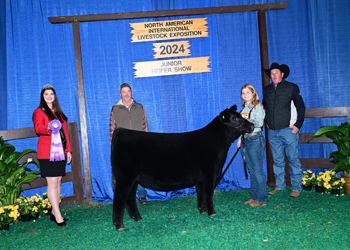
top-left (1, 187), bottom-right (350, 250)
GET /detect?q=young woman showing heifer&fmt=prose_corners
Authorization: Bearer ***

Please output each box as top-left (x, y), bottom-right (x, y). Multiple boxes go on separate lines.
top-left (237, 84), bottom-right (267, 207)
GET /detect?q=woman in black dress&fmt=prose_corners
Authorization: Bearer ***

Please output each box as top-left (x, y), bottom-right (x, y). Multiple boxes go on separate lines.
top-left (33, 84), bottom-right (72, 226)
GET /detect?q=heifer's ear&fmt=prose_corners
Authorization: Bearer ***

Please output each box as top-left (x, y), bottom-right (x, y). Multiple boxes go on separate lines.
top-left (229, 105), bottom-right (237, 112)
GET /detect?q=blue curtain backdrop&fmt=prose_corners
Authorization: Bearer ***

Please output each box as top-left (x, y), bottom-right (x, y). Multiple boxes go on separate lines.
top-left (0, 0), bottom-right (6, 131)
top-left (1, 0), bottom-right (350, 202)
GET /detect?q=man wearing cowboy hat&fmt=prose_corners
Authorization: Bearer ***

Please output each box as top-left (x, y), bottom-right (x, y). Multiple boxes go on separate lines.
top-left (262, 62), bottom-right (306, 198)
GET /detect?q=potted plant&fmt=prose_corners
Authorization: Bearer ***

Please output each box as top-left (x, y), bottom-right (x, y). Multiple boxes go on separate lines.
top-left (0, 204), bottom-right (20, 230)
top-left (302, 170), bottom-right (316, 190)
top-left (17, 196), bottom-right (31, 221)
top-left (321, 171), bottom-right (345, 195)
top-left (308, 122), bottom-right (350, 195)
top-left (22, 195), bottom-right (42, 219)
top-left (28, 195), bottom-right (41, 220)
top-left (0, 136), bottom-right (41, 206)
top-left (315, 172), bottom-right (325, 193)
top-left (17, 194), bottom-right (52, 221)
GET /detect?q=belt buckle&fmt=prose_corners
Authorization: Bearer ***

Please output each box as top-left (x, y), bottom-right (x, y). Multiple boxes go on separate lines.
top-left (245, 131), bottom-right (260, 139)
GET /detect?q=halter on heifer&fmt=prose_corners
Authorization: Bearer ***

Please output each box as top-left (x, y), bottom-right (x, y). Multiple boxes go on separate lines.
top-left (215, 111), bottom-right (249, 187)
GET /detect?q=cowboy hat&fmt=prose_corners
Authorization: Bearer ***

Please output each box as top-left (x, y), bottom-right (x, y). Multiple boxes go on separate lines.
top-left (264, 62), bottom-right (290, 79)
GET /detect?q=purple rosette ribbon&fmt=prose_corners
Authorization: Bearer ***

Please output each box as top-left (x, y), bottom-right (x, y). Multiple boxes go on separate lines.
top-left (49, 119), bottom-right (65, 162)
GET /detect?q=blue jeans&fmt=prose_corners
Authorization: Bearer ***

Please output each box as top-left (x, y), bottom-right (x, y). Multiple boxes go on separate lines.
top-left (268, 127), bottom-right (302, 192)
top-left (137, 184), bottom-right (147, 198)
top-left (242, 133), bottom-right (267, 204)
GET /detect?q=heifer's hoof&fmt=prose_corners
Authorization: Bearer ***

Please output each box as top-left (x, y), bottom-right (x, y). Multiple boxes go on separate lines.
top-left (198, 207), bottom-right (207, 214)
top-left (115, 223), bottom-right (126, 231)
top-left (117, 227), bottom-right (126, 232)
top-left (132, 215), bottom-right (142, 222)
top-left (208, 212), bottom-right (217, 217)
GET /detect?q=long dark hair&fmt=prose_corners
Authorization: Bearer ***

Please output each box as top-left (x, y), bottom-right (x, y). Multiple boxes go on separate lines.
top-left (38, 85), bottom-right (67, 122)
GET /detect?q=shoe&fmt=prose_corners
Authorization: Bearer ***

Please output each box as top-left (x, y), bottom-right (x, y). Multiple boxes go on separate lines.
top-left (290, 190), bottom-right (300, 198)
top-left (244, 199), bottom-right (255, 204)
top-left (50, 213), bottom-right (69, 222)
top-left (50, 213), bottom-right (69, 224)
top-left (139, 197), bottom-right (148, 205)
top-left (55, 221), bottom-right (67, 226)
top-left (268, 189), bottom-right (279, 195)
top-left (249, 201), bottom-right (267, 207)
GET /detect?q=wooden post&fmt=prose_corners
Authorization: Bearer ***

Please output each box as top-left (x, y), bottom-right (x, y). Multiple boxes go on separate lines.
top-left (72, 22), bottom-right (93, 204)
top-left (258, 10), bottom-right (276, 187)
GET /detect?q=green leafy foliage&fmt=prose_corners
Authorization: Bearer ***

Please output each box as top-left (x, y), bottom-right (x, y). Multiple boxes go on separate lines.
top-left (308, 122), bottom-right (350, 174)
top-left (0, 136), bottom-right (40, 206)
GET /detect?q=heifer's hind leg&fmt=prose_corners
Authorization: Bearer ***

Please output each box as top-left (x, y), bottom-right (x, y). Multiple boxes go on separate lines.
top-left (126, 182), bottom-right (142, 222)
top-left (113, 189), bottom-right (128, 231)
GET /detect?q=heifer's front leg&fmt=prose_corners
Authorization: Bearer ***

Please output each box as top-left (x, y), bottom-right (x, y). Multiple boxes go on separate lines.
top-left (196, 182), bottom-right (207, 214)
top-left (203, 184), bottom-right (216, 216)
top-left (126, 182), bottom-right (142, 222)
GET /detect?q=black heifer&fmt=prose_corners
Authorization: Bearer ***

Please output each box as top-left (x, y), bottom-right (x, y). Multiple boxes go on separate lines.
top-left (111, 105), bottom-right (254, 231)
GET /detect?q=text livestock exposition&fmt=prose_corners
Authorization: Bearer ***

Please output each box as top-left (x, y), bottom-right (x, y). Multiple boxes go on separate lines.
top-left (130, 18), bottom-right (208, 42)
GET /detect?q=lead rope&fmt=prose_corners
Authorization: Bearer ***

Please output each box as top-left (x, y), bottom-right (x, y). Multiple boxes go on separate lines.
top-left (242, 135), bottom-right (249, 179)
top-left (215, 146), bottom-right (241, 187)
top-left (216, 107), bottom-right (252, 187)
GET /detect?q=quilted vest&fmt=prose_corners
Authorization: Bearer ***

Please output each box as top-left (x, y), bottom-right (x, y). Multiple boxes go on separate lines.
top-left (263, 80), bottom-right (295, 130)
top-left (112, 102), bottom-right (144, 131)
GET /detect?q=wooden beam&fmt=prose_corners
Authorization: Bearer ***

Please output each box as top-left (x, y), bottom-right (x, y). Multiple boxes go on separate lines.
top-left (299, 133), bottom-right (333, 144)
top-left (0, 127), bottom-right (36, 141)
top-left (300, 158), bottom-right (335, 169)
top-left (48, 3), bottom-right (288, 24)
top-left (305, 106), bottom-right (349, 118)
top-left (72, 22), bottom-right (93, 204)
top-left (22, 172), bottom-right (73, 190)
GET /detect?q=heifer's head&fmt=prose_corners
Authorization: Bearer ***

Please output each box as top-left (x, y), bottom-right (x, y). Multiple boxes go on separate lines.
top-left (218, 105), bottom-right (254, 134)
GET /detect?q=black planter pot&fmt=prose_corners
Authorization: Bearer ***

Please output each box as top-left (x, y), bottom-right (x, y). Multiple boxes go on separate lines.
top-left (30, 214), bottom-right (39, 220)
top-left (302, 185), bottom-right (312, 191)
top-left (0, 224), bottom-right (10, 231)
top-left (21, 214), bottom-right (32, 222)
top-left (331, 188), bottom-right (341, 195)
top-left (315, 185), bottom-right (325, 193)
